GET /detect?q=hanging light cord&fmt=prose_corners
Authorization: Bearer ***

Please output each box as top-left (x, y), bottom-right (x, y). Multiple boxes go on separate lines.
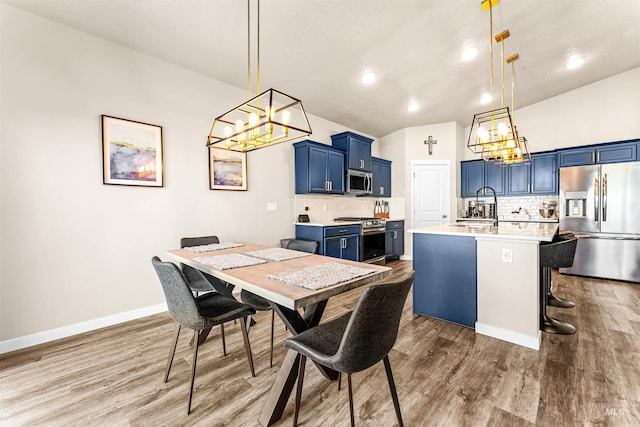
top-left (247, 0), bottom-right (251, 98)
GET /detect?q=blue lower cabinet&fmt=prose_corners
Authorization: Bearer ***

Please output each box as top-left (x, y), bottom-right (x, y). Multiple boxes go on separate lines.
top-left (412, 234), bottom-right (477, 328)
top-left (296, 224), bottom-right (360, 261)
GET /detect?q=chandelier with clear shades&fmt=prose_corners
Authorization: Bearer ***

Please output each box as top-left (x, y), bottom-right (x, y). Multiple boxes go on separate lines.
top-left (207, 0), bottom-right (312, 152)
top-left (467, 0), bottom-right (530, 165)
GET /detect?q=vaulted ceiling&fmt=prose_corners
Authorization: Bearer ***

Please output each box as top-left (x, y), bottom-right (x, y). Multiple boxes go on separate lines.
top-left (3, 0), bottom-right (640, 137)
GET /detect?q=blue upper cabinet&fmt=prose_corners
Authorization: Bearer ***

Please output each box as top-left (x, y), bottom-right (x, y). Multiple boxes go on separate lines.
top-left (507, 162), bottom-right (531, 195)
top-left (461, 161), bottom-right (484, 198)
top-left (558, 140), bottom-right (639, 167)
top-left (371, 157), bottom-right (391, 197)
top-left (461, 160), bottom-right (505, 197)
top-left (484, 162), bottom-right (506, 196)
top-left (506, 152), bottom-right (558, 196)
top-left (294, 140), bottom-right (345, 194)
top-left (331, 131), bottom-right (373, 172)
top-left (530, 152), bottom-right (558, 194)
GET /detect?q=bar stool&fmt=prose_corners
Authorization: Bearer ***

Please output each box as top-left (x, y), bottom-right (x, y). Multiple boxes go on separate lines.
top-left (539, 234), bottom-right (578, 334)
top-left (547, 233), bottom-right (576, 309)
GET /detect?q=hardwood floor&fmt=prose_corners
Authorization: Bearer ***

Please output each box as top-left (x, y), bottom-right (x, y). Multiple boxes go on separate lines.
top-left (1, 260), bottom-right (639, 426)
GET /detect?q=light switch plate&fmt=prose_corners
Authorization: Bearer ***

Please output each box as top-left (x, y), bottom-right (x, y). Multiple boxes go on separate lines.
top-left (502, 248), bottom-right (513, 263)
top-left (267, 202), bottom-right (277, 212)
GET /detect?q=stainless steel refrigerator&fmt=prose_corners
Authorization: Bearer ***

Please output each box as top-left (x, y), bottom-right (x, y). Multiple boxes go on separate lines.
top-left (559, 161), bottom-right (640, 282)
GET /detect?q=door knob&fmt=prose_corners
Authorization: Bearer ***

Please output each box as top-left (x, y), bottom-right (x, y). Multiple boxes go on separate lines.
top-left (442, 214), bottom-right (448, 218)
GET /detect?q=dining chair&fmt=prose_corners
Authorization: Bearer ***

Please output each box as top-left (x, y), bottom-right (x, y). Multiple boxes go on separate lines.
top-left (285, 271), bottom-right (415, 427)
top-left (180, 235), bottom-right (235, 353)
top-left (240, 238), bottom-right (318, 368)
top-left (151, 256), bottom-right (256, 415)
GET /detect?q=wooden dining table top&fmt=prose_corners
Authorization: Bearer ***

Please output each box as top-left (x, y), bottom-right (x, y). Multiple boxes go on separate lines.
top-left (165, 242), bottom-right (392, 310)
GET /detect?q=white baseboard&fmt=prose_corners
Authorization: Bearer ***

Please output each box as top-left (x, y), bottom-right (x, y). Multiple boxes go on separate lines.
top-left (399, 255), bottom-right (412, 261)
top-left (0, 303), bottom-right (168, 355)
top-left (475, 322), bottom-right (541, 351)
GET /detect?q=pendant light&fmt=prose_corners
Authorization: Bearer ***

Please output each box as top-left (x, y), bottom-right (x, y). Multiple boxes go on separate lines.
top-left (467, 0), bottom-right (520, 165)
top-left (207, 0), bottom-right (312, 152)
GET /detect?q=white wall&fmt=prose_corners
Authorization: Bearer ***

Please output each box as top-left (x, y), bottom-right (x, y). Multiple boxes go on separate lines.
top-left (0, 4), bottom-right (362, 347)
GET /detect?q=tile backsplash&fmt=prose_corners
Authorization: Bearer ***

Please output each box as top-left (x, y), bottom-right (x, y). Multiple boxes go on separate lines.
top-left (460, 195), bottom-right (559, 221)
top-left (294, 195), bottom-right (406, 223)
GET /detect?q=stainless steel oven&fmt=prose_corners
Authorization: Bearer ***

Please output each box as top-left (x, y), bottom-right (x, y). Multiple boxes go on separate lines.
top-left (334, 217), bottom-right (386, 264)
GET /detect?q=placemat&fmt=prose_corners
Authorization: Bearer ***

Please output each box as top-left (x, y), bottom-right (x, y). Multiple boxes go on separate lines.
top-left (193, 253), bottom-right (266, 270)
top-left (244, 247), bottom-right (313, 262)
top-left (267, 262), bottom-right (375, 290)
top-left (185, 242), bottom-right (244, 253)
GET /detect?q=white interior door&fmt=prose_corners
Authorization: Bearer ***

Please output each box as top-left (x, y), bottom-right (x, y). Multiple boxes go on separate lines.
top-left (412, 162), bottom-right (451, 229)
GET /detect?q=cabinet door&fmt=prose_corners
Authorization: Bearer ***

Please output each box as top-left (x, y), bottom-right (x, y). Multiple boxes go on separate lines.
top-left (308, 146), bottom-right (329, 192)
top-left (324, 236), bottom-right (343, 259)
top-left (343, 235), bottom-right (360, 261)
top-left (360, 140), bottom-right (372, 171)
top-left (371, 160), bottom-right (382, 196)
top-left (392, 229), bottom-right (404, 256)
top-left (596, 143), bottom-right (637, 164)
top-left (461, 161), bottom-right (485, 197)
top-left (530, 153), bottom-right (558, 194)
top-left (385, 230), bottom-right (394, 256)
top-left (484, 163), bottom-right (506, 196)
top-left (327, 150), bottom-right (345, 194)
top-left (379, 161), bottom-right (391, 197)
top-left (507, 162), bottom-right (531, 195)
top-left (558, 148), bottom-right (595, 167)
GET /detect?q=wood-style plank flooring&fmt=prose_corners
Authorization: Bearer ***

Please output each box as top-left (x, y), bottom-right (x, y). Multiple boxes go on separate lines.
top-left (1, 260), bottom-right (639, 426)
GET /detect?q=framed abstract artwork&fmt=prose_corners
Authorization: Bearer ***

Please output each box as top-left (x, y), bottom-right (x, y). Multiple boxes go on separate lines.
top-left (102, 115), bottom-right (164, 187)
top-left (209, 147), bottom-right (247, 191)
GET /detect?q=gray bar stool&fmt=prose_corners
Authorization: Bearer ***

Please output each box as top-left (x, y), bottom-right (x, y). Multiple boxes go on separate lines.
top-left (546, 232), bottom-right (576, 308)
top-left (539, 234), bottom-right (578, 334)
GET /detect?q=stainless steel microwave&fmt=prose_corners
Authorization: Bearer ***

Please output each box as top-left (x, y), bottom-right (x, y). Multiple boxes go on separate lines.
top-left (346, 169), bottom-right (372, 196)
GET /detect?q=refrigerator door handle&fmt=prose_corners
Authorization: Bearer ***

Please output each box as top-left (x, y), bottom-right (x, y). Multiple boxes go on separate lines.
top-left (602, 173), bottom-right (607, 222)
top-left (594, 174), bottom-right (599, 222)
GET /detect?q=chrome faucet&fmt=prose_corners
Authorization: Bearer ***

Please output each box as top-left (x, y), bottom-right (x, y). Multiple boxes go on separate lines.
top-left (476, 186), bottom-right (499, 226)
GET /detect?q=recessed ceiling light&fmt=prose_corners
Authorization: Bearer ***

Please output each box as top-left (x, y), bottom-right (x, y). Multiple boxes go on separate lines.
top-left (408, 102), bottom-right (420, 112)
top-left (461, 47), bottom-right (478, 61)
top-left (566, 55), bottom-right (584, 70)
top-left (480, 93), bottom-right (493, 104)
top-left (361, 71), bottom-right (376, 85)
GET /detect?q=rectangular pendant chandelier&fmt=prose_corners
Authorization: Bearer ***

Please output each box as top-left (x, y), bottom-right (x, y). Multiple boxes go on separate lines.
top-left (207, 88), bottom-right (311, 152)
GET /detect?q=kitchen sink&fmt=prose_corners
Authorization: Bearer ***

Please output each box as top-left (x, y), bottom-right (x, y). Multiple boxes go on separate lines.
top-left (450, 223), bottom-right (493, 228)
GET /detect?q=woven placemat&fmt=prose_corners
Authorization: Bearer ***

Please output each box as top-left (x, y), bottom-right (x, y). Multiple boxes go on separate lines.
top-left (185, 242), bottom-right (244, 253)
top-left (267, 262), bottom-right (375, 290)
top-left (194, 253), bottom-right (266, 270)
top-left (244, 248), bottom-right (313, 262)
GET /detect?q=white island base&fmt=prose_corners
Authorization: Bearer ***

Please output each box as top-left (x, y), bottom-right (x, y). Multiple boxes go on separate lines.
top-left (409, 222), bottom-right (558, 351)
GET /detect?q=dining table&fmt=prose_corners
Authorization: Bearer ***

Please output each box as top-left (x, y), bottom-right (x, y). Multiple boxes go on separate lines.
top-left (165, 241), bottom-right (392, 426)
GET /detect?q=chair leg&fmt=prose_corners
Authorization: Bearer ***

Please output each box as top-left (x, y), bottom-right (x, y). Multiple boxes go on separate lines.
top-left (347, 373), bottom-right (355, 427)
top-left (164, 324), bottom-right (181, 383)
top-left (293, 355), bottom-right (306, 427)
top-left (383, 356), bottom-right (403, 427)
top-left (270, 310), bottom-right (275, 368)
top-left (239, 317), bottom-right (256, 377)
top-left (220, 323), bottom-right (227, 356)
top-left (338, 372), bottom-right (342, 391)
top-left (187, 329), bottom-right (200, 415)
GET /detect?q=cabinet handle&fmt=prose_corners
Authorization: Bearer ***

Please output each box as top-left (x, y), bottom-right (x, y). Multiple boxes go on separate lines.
top-left (329, 181), bottom-right (332, 191)
top-left (393, 230), bottom-right (397, 239)
top-left (325, 181), bottom-right (329, 191)
top-left (380, 186), bottom-right (384, 194)
top-left (339, 229), bottom-right (348, 233)
top-left (592, 152), bottom-right (596, 163)
top-left (596, 151), bottom-right (600, 163)
top-left (360, 159), bottom-right (364, 168)
top-left (340, 237), bottom-right (346, 249)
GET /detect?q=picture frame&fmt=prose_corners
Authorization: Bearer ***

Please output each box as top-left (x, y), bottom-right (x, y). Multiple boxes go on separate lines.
top-left (102, 115), bottom-right (164, 187)
top-left (209, 147), bottom-right (248, 191)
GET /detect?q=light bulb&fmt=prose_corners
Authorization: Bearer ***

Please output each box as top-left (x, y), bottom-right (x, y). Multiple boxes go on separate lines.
top-left (281, 110), bottom-right (291, 124)
top-left (478, 126), bottom-right (488, 142)
top-left (498, 122), bottom-right (507, 136)
top-left (224, 126), bottom-right (232, 138)
top-left (249, 113), bottom-right (258, 127)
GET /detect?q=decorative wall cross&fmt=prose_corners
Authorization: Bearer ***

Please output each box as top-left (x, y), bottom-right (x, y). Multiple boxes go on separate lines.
top-left (424, 136), bottom-right (437, 155)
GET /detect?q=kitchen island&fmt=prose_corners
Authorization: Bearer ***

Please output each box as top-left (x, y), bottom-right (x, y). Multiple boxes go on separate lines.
top-left (409, 222), bottom-right (558, 350)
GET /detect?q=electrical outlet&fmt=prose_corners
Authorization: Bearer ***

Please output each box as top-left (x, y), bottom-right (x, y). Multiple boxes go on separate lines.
top-left (304, 205), bottom-right (309, 211)
top-left (267, 202), bottom-right (277, 212)
top-left (502, 248), bottom-right (513, 263)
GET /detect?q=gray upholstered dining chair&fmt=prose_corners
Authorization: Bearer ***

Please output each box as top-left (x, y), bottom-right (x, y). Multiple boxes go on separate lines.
top-left (180, 236), bottom-right (235, 354)
top-left (240, 239), bottom-right (319, 368)
top-left (285, 271), bottom-right (415, 427)
top-left (151, 256), bottom-right (256, 415)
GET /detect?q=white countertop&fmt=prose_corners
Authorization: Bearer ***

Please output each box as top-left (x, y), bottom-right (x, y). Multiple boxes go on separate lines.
top-left (456, 217), bottom-right (559, 223)
top-left (409, 222), bottom-right (558, 242)
top-left (296, 218), bottom-right (405, 227)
